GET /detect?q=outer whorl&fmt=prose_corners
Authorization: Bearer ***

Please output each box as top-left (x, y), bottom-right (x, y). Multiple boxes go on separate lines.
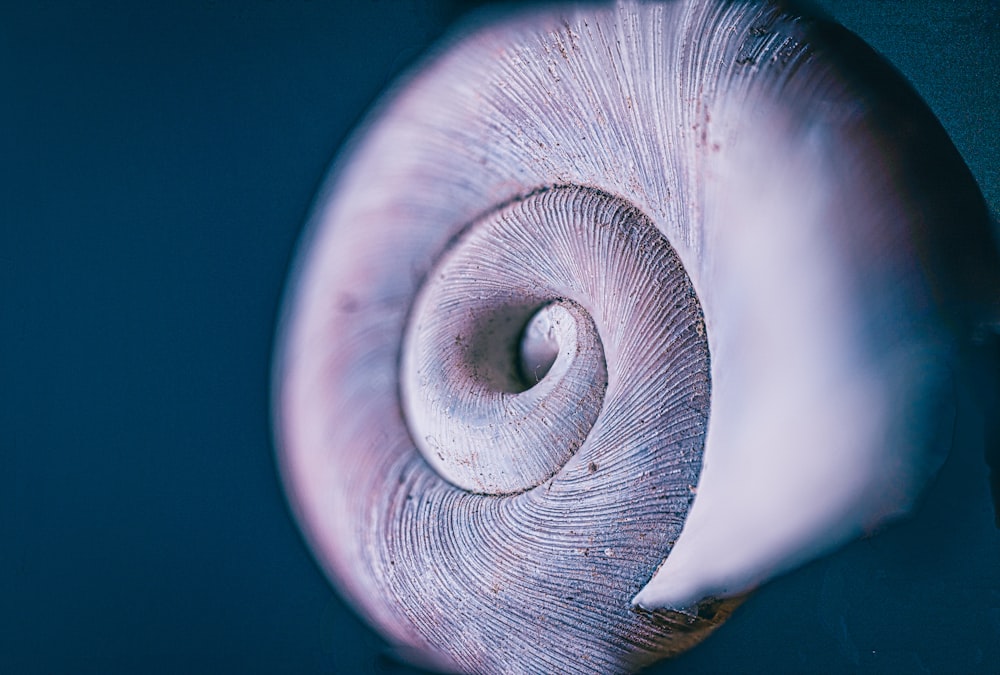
top-left (274, 1), bottom-right (998, 672)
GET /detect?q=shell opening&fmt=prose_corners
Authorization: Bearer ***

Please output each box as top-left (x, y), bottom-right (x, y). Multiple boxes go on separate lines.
top-left (518, 303), bottom-right (568, 387)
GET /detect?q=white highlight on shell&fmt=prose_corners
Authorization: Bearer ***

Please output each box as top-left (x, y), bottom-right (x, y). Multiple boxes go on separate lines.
top-left (519, 304), bottom-right (564, 386)
top-left (633, 112), bottom-right (957, 609)
top-left (274, 0), bottom-right (999, 671)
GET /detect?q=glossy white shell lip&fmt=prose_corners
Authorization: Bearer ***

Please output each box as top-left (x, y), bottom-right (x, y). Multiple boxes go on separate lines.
top-left (634, 97), bottom-right (958, 609)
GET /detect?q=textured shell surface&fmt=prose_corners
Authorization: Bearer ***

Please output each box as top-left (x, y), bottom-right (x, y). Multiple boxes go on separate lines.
top-left (273, 0), bottom-right (998, 673)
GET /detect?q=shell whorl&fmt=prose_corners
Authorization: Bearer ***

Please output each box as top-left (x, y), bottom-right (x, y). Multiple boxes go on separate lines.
top-left (275, 0), bottom-right (998, 672)
top-left (402, 187), bottom-right (706, 496)
top-left (393, 185), bottom-right (716, 670)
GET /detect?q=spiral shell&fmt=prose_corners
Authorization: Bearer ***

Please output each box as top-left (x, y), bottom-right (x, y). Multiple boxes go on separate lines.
top-left (274, 0), bottom-right (998, 672)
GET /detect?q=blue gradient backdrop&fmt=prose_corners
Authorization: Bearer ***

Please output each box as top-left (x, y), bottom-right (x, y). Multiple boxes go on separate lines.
top-left (3, 2), bottom-right (998, 672)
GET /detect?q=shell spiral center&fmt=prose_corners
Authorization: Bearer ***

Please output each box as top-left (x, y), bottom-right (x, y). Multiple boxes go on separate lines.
top-left (401, 186), bottom-right (708, 498)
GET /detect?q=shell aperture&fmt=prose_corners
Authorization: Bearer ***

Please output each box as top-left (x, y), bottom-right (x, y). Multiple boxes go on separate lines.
top-left (273, 0), bottom-right (999, 672)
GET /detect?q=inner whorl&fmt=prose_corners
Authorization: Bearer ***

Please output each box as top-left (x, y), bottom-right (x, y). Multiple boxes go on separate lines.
top-left (385, 186), bottom-right (720, 670)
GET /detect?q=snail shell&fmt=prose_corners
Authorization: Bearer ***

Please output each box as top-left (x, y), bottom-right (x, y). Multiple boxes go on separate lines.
top-left (273, 0), bottom-right (998, 672)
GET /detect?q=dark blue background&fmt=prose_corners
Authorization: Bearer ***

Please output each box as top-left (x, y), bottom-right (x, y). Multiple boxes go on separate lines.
top-left (4, 1), bottom-right (998, 672)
